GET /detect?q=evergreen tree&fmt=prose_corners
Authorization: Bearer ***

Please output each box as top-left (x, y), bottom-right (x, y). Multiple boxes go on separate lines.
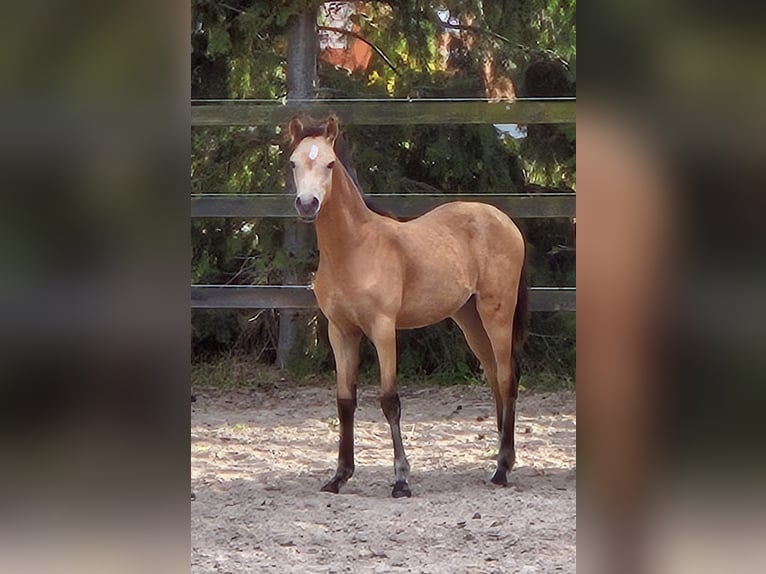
top-left (191, 1), bottom-right (575, 387)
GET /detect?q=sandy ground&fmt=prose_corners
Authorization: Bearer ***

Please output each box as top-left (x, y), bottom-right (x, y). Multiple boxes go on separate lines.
top-left (191, 383), bottom-right (576, 573)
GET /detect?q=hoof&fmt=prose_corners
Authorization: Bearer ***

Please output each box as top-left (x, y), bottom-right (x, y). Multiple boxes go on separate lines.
top-left (320, 479), bottom-right (341, 494)
top-left (321, 467), bottom-right (353, 494)
top-left (490, 470), bottom-right (508, 486)
top-left (392, 480), bottom-right (412, 498)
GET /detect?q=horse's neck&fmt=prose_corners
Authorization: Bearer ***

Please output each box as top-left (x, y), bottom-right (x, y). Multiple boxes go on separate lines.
top-left (316, 165), bottom-right (373, 260)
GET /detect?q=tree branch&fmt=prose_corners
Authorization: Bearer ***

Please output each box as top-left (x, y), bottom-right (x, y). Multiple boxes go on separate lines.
top-left (436, 21), bottom-right (516, 47)
top-left (317, 25), bottom-right (401, 77)
top-left (437, 20), bottom-right (570, 65)
top-left (217, 2), bottom-right (245, 16)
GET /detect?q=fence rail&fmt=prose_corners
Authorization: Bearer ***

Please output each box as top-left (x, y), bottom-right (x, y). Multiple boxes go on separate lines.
top-left (191, 98), bottom-right (576, 313)
top-left (192, 193), bottom-right (575, 219)
top-left (191, 286), bottom-right (576, 313)
top-left (191, 98), bottom-right (576, 126)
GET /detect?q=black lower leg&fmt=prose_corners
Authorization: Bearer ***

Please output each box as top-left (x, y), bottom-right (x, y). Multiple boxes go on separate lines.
top-left (380, 392), bottom-right (400, 424)
top-left (491, 358), bottom-right (521, 485)
top-left (491, 398), bottom-right (517, 485)
top-left (321, 396), bottom-right (356, 493)
top-left (381, 392), bottom-right (411, 498)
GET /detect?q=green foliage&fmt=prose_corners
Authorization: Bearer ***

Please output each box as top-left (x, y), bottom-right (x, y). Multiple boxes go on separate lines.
top-left (518, 124), bottom-right (576, 189)
top-left (192, 309), bottom-right (240, 358)
top-left (191, 1), bottom-right (576, 389)
top-left (206, 21), bottom-right (232, 57)
top-left (523, 312), bottom-right (576, 390)
top-left (192, 356), bottom-right (294, 389)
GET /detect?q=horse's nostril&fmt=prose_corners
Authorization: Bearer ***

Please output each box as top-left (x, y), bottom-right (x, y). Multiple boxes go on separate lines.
top-left (295, 195), bottom-right (320, 217)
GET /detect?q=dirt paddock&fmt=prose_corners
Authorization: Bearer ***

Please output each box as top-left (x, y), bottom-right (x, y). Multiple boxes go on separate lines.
top-left (191, 382), bottom-right (576, 573)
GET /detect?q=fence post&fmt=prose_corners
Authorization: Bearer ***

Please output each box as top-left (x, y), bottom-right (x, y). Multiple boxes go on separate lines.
top-left (277, 8), bottom-right (318, 369)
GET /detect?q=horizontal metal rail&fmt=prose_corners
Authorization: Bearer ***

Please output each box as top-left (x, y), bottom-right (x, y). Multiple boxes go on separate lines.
top-left (191, 98), bottom-right (575, 126)
top-left (191, 193), bottom-right (575, 219)
top-left (191, 285), bottom-right (575, 312)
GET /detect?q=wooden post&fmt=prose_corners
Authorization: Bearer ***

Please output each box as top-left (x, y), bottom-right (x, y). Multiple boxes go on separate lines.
top-left (277, 8), bottom-right (317, 369)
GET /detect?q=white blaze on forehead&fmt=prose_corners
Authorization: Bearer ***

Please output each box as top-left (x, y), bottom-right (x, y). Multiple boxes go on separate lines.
top-left (308, 144), bottom-right (318, 160)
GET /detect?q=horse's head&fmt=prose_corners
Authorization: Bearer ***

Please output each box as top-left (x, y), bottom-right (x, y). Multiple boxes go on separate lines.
top-left (287, 115), bottom-right (339, 222)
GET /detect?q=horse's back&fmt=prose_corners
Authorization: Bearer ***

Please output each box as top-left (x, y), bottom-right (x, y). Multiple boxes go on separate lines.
top-left (410, 201), bottom-right (523, 253)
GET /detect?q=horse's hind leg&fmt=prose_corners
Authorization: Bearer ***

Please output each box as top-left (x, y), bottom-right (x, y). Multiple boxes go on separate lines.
top-left (370, 319), bottom-right (411, 498)
top-left (452, 297), bottom-right (502, 427)
top-left (321, 322), bottom-right (362, 494)
top-left (477, 294), bottom-right (519, 486)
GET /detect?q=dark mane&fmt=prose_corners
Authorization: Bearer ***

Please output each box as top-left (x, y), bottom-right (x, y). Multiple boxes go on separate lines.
top-left (286, 115), bottom-right (397, 220)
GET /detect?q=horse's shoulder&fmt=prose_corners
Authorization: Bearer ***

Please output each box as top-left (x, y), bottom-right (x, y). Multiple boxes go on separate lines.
top-left (365, 216), bottom-right (404, 242)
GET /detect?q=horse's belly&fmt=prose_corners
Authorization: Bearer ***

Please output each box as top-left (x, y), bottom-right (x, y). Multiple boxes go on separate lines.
top-left (396, 285), bottom-right (471, 329)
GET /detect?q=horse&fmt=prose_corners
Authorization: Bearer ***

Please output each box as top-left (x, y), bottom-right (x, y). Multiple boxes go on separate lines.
top-left (286, 114), bottom-right (528, 498)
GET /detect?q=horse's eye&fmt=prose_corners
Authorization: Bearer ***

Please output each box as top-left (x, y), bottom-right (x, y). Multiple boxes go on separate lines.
top-left (327, 161), bottom-right (335, 169)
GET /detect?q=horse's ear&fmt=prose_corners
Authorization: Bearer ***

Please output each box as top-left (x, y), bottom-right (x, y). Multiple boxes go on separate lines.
top-left (287, 116), bottom-right (303, 145)
top-left (324, 115), bottom-right (339, 144)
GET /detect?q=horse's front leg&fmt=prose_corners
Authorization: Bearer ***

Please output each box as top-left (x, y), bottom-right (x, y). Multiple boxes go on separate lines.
top-left (321, 321), bottom-right (362, 494)
top-left (371, 320), bottom-right (412, 498)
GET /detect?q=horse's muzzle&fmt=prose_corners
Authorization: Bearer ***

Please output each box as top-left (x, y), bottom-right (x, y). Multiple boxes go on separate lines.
top-left (295, 195), bottom-right (319, 222)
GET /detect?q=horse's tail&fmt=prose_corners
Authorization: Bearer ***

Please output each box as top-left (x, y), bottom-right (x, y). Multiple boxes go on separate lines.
top-left (512, 249), bottom-right (529, 353)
